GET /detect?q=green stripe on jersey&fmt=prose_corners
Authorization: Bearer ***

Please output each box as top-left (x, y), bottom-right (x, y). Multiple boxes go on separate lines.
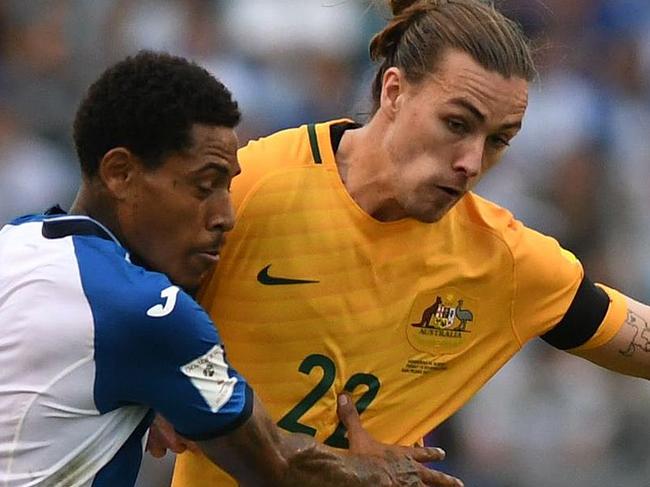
top-left (307, 124), bottom-right (322, 164)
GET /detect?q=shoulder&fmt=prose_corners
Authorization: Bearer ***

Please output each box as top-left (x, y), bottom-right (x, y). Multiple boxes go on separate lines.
top-left (449, 192), bottom-right (524, 259)
top-left (453, 192), bottom-right (582, 283)
top-left (454, 192), bottom-right (568, 256)
top-left (238, 124), bottom-right (314, 181)
top-left (73, 235), bottom-right (217, 349)
top-left (232, 120), bottom-right (343, 208)
top-left (454, 192), bottom-right (519, 236)
top-left (72, 233), bottom-right (168, 305)
top-left (241, 125), bottom-right (308, 158)
top-left (239, 119), bottom-right (347, 168)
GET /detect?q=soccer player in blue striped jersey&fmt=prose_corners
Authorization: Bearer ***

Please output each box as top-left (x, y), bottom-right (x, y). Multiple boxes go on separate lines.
top-left (0, 51), bottom-right (460, 487)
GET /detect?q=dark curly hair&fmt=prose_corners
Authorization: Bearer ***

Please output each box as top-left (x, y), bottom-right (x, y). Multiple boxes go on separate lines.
top-left (73, 50), bottom-right (241, 177)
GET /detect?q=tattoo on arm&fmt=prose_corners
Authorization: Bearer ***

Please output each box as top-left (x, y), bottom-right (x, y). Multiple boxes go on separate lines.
top-left (619, 310), bottom-right (650, 357)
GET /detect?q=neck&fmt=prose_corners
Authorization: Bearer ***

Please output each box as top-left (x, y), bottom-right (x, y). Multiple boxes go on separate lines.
top-left (69, 181), bottom-right (126, 244)
top-left (335, 115), bottom-right (405, 222)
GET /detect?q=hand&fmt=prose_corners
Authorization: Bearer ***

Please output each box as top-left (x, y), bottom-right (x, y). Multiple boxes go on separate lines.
top-left (145, 414), bottom-right (199, 458)
top-left (338, 394), bottom-right (463, 487)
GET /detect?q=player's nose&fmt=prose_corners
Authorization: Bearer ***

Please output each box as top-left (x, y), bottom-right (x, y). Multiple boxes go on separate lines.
top-left (206, 193), bottom-right (235, 233)
top-left (452, 138), bottom-right (484, 178)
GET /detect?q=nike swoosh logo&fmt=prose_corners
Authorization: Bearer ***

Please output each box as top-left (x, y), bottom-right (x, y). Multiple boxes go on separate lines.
top-left (257, 265), bottom-right (319, 285)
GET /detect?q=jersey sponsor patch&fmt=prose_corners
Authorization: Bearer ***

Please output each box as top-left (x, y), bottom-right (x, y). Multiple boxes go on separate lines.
top-left (180, 345), bottom-right (237, 413)
top-left (406, 289), bottom-right (477, 356)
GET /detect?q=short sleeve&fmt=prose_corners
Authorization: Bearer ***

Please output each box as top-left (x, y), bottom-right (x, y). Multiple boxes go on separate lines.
top-left (73, 235), bottom-right (253, 440)
top-left (504, 217), bottom-right (627, 351)
top-left (505, 218), bottom-right (585, 345)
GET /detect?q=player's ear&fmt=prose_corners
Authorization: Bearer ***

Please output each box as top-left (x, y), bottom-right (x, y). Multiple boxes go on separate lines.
top-left (380, 67), bottom-right (406, 120)
top-left (98, 147), bottom-right (139, 200)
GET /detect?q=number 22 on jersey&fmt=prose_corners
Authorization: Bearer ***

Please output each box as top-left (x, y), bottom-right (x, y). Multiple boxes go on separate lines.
top-left (277, 353), bottom-right (381, 448)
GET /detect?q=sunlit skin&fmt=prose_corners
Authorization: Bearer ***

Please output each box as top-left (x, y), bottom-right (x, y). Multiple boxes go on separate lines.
top-left (70, 124), bottom-right (240, 292)
top-left (337, 49), bottom-right (529, 223)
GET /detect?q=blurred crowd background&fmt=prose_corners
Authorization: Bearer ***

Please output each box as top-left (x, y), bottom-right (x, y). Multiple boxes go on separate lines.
top-left (2, 1), bottom-right (650, 486)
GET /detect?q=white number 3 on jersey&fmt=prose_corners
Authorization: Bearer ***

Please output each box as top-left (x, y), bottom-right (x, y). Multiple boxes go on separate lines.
top-left (146, 286), bottom-right (180, 318)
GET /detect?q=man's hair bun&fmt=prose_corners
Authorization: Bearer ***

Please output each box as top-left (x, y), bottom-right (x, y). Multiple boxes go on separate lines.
top-left (388, 0), bottom-right (420, 16)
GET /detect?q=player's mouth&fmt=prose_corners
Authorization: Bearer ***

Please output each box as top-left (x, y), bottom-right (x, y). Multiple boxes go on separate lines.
top-left (196, 248), bottom-right (221, 265)
top-left (436, 185), bottom-right (463, 198)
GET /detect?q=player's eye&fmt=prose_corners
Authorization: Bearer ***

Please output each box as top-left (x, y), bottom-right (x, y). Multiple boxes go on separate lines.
top-left (194, 181), bottom-right (216, 198)
top-left (489, 135), bottom-right (511, 149)
top-left (446, 118), bottom-right (469, 135)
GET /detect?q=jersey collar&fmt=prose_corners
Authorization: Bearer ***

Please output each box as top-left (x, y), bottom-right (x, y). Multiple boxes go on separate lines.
top-left (41, 206), bottom-right (123, 247)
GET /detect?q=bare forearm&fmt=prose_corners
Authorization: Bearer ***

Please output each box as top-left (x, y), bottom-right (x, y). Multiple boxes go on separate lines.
top-left (574, 296), bottom-right (650, 380)
top-left (198, 397), bottom-right (425, 487)
top-left (197, 397), bottom-right (287, 486)
top-left (199, 403), bottom-right (387, 486)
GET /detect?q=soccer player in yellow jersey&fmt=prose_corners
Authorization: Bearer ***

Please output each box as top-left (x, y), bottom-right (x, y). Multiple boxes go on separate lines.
top-left (172, 0), bottom-right (648, 485)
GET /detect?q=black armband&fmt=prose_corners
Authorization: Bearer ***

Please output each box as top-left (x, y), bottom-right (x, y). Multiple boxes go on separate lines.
top-left (541, 277), bottom-right (610, 350)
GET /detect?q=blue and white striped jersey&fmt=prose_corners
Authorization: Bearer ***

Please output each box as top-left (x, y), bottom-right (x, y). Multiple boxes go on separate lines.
top-left (0, 208), bottom-right (252, 486)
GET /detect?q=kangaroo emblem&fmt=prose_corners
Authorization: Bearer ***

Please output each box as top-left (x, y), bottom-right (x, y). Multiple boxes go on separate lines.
top-left (410, 296), bottom-right (474, 331)
top-left (406, 293), bottom-right (476, 354)
top-left (411, 296), bottom-right (443, 328)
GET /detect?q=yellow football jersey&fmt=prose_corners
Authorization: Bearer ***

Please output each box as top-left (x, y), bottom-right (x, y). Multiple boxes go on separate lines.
top-left (172, 120), bottom-right (627, 486)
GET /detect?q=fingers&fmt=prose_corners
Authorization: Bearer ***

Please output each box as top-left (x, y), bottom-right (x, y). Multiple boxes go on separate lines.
top-left (401, 446), bottom-right (462, 486)
top-left (336, 393), bottom-right (369, 448)
top-left (146, 414), bottom-right (193, 457)
top-left (185, 440), bottom-right (201, 453)
top-left (395, 445), bottom-right (446, 463)
top-left (415, 463), bottom-right (464, 487)
top-left (147, 447), bottom-right (166, 458)
top-left (155, 415), bottom-right (186, 454)
top-left (336, 394), bottom-right (461, 486)
top-left (159, 425), bottom-right (189, 454)
top-left (145, 424), bottom-right (168, 458)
